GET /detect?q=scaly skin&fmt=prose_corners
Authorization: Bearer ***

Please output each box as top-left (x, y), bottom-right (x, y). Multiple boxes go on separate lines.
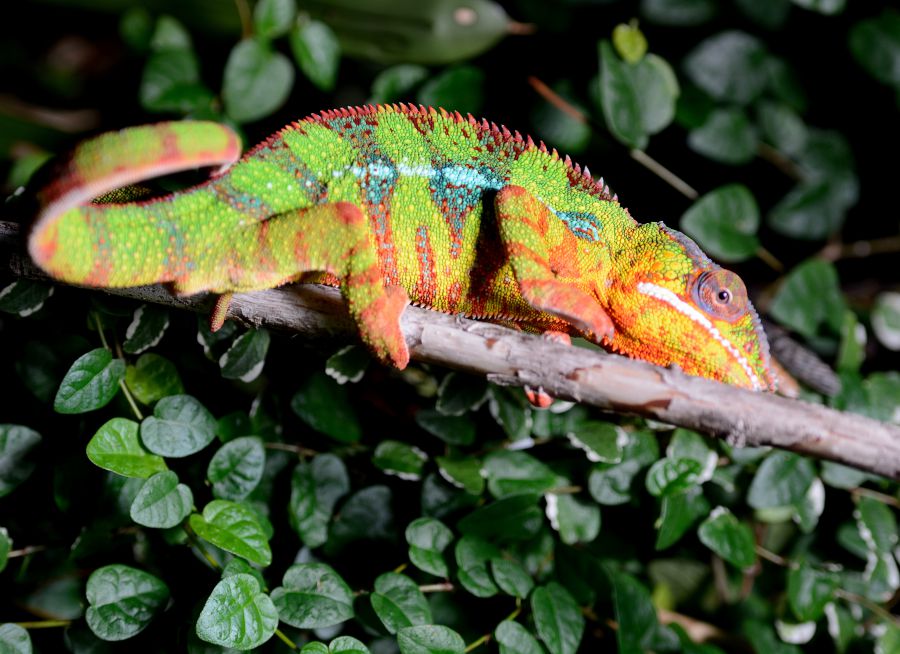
top-left (29, 104), bottom-right (777, 392)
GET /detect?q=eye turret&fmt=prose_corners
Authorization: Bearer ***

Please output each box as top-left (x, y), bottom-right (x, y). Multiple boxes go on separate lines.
top-left (691, 269), bottom-right (748, 322)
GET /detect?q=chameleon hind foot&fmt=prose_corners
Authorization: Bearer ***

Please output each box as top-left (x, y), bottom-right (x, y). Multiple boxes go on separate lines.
top-left (524, 331), bottom-right (572, 408)
top-left (210, 292), bottom-right (234, 332)
top-left (353, 284), bottom-right (410, 369)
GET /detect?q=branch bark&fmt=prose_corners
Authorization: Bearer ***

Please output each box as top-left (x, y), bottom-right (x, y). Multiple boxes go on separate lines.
top-left (4, 220), bottom-right (900, 479)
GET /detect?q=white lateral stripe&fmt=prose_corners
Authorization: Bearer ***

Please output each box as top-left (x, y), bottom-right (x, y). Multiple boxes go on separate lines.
top-left (636, 282), bottom-right (762, 391)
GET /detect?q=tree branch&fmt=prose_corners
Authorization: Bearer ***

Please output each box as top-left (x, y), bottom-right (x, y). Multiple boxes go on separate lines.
top-left (3, 220), bottom-right (900, 479)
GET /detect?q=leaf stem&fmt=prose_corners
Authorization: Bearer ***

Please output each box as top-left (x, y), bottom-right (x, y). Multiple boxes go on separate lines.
top-left (851, 486), bottom-right (900, 509)
top-left (628, 148), bottom-right (699, 200)
top-left (756, 142), bottom-right (804, 182)
top-left (264, 442), bottom-right (318, 457)
top-left (16, 620), bottom-right (71, 629)
top-left (834, 588), bottom-right (900, 628)
top-left (233, 0), bottom-right (253, 38)
top-left (93, 312), bottom-right (110, 351)
top-left (464, 633), bottom-right (490, 652)
top-left (185, 523), bottom-right (221, 571)
top-left (273, 628), bottom-right (298, 650)
top-left (119, 379), bottom-right (144, 421)
top-left (419, 582), bottom-right (454, 593)
top-left (755, 246), bottom-right (784, 272)
top-left (7, 545), bottom-right (47, 558)
top-left (819, 235), bottom-right (900, 263)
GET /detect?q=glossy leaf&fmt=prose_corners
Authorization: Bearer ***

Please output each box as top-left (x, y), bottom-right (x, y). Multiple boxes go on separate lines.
top-left (123, 305), bottom-right (170, 354)
top-left (325, 345), bottom-right (370, 384)
top-left (254, 0), bottom-right (296, 39)
top-left (406, 517), bottom-right (453, 578)
top-left (687, 108), bottom-right (757, 165)
top-left (329, 485), bottom-right (395, 549)
top-left (655, 486), bottom-right (711, 550)
top-left (788, 562), bottom-right (838, 621)
top-left (0, 424), bottom-right (42, 497)
top-left (291, 372), bottom-right (362, 442)
top-left (141, 394), bottom-right (217, 457)
top-left (612, 22), bottom-right (647, 63)
top-left (0, 623), bottom-right (31, 654)
top-left (494, 620), bottom-right (544, 654)
top-left (455, 535), bottom-right (500, 598)
top-left (769, 259), bottom-right (846, 338)
top-left (457, 494), bottom-right (543, 541)
top-left (645, 458), bottom-right (702, 497)
top-left (545, 491), bottom-right (601, 545)
top-left (436, 373), bottom-right (488, 416)
top-left (85, 565), bottom-right (169, 641)
top-left (490, 557), bottom-right (534, 598)
top-left (680, 184), bottom-right (760, 262)
top-left (484, 450), bottom-right (556, 498)
top-left (271, 563), bottom-right (354, 629)
top-left (0, 280), bottom-right (53, 317)
top-left (54, 348), bottom-right (124, 414)
top-left (531, 582), bottom-right (584, 654)
top-left (207, 437), bottom-right (266, 501)
top-left (289, 454), bottom-right (350, 548)
top-left (190, 499), bottom-right (272, 566)
top-left (124, 353), bottom-right (184, 405)
top-left (417, 66), bottom-right (484, 117)
top-left (129, 470), bottom-right (192, 528)
top-left (370, 572), bottom-right (432, 634)
top-left (435, 456), bottom-right (484, 495)
top-left (291, 19), bottom-right (340, 91)
top-left (373, 440), bottom-right (427, 480)
top-left (849, 10), bottom-right (900, 85)
top-left (219, 328), bottom-right (270, 381)
top-left (223, 39), bottom-right (293, 123)
top-left (415, 410), bottom-right (476, 446)
top-left (683, 30), bottom-right (768, 103)
top-left (86, 418), bottom-right (167, 479)
top-left (697, 507), bottom-right (756, 569)
top-left (567, 421), bottom-right (624, 463)
top-left (397, 625), bottom-right (465, 654)
top-left (640, 0), bottom-right (716, 26)
top-left (370, 64), bottom-right (429, 103)
top-left (196, 574), bottom-right (277, 650)
top-left (872, 292), bottom-right (900, 351)
top-left (597, 40), bottom-right (646, 150)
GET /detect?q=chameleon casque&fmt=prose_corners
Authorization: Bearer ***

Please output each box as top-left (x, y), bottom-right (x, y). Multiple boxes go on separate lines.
top-left (28, 104), bottom-right (777, 398)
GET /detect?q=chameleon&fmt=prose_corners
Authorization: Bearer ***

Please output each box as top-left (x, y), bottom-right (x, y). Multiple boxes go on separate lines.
top-left (27, 103), bottom-right (777, 399)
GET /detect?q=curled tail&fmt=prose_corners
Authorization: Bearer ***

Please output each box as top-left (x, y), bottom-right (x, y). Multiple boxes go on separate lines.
top-left (28, 121), bottom-right (242, 288)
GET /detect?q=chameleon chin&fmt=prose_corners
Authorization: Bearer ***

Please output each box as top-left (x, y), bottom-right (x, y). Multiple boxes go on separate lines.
top-left (28, 104), bottom-right (777, 401)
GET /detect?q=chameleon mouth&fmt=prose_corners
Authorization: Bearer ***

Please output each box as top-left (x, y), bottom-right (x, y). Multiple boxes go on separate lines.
top-left (636, 282), bottom-right (764, 391)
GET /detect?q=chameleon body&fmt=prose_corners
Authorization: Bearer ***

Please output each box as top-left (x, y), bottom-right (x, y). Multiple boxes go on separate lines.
top-left (29, 104), bottom-right (777, 392)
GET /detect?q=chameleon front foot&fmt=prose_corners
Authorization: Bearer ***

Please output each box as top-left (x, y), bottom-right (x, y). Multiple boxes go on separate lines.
top-left (352, 284), bottom-right (410, 369)
top-left (210, 292), bottom-right (234, 332)
top-left (524, 330), bottom-right (572, 408)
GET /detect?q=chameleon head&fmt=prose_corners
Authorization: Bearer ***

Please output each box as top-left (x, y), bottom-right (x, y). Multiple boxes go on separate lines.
top-left (603, 222), bottom-right (777, 392)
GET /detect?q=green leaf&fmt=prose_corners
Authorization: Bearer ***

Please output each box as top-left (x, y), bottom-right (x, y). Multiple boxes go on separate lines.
top-left (329, 636), bottom-right (370, 653)
top-left (123, 305), bottom-right (170, 354)
top-left (683, 30), bottom-right (768, 104)
top-left (788, 562), bottom-right (838, 621)
top-left (641, 0), bottom-right (716, 26)
top-left (150, 14), bottom-right (192, 50)
top-left (190, 499), bottom-right (272, 566)
top-left (222, 558), bottom-right (266, 591)
top-left (86, 418), bottom-right (167, 478)
top-left (680, 184), bottom-right (760, 262)
top-left (488, 387), bottom-right (532, 441)
top-left (0, 528), bottom-right (9, 574)
top-left (254, 0), bottom-right (296, 39)
top-left (373, 441), bottom-right (427, 480)
top-left (655, 486), bottom-right (710, 550)
top-left (289, 454), bottom-right (350, 548)
top-left (370, 572), bottom-right (432, 634)
top-left (872, 292), bottom-right (900, 351)
top-left (196, 574), bottom-right (277, 650)
top-left (290, 19), bottom-right (340, 91)
top-left (530, 85), bottom-right (591, 154)
top-left (292, 372), bottom-right (362, 442)
top-left (85, 564), bottom-right (169, 641)
top-left (124, 353), bottom-right (184, 405)
top-left (436, 373), bottom-right (488, 416)
top-left (735, 0), bottom-right (791, 28)
top-left (688, 108), bottom-right (757, 165)
top-left (878, 623), bottom-right (900, 654)
top-left (767, 180), bottom-right (848, 240)
top-left (415, 410), bottom-right (476, 446)
top-left (417, 65), bottom-right (484, 117)
top-left (397, 625), bottom-right (465, 654)
top-left (856, 497), bottom-right (898, 554)
top-left (0, 424), bottom-right (41, 497)
top-left (748, 451), bottom-right (816, 510)
top-left (612, 571), bottom-right (666, 654)
top-left (769, 259), bottom-right (846, 338)
top-left (219, 328), bottom-right (270, 381)
top-left (484, 451), bottom-right (556, 498)
top-left (633, 53), bottom-right (680, 134)
top-left (849, 10), bottom-right (900, 85)
top-left (406, 517), bottom-right (453, 578)
top-left (455, 536), bottom-right (500, 597)
top-left (370, 64), bottom-right (429, 103)
top-left (645, 458), bottom-right (702, 497)
top-left (140, 50), bottom-right (212, 113)
top-left (531, 582), bottom-right (584, 654)
top-left (667, 430), bottom-right (718, 482)
top-left (821, 461), bottom-right (871, 490)
top-left (435, 456), bottom-right (484, 495)
top-left (567, 421), bottom-right (624, 463)
top-left (757, 101), bottom-right (807, 157)
top-left (612, 22), bottom-right (648, 63)
top-left (325, 345), bottom-right (370, 384)
top-left (141, 394), bottom-right (217, 457)
top-left (129, 470), bottom-right (192, 528)
top-left (490, 558), bottom-right (534, 599)
top-left (457, 494), bottom-right (543, 541)
top-left (54, 348), bottom-right (125, 414)
top-left (545, 491), bottom-right (601, 545)
top-left (697, 506), bottom-right (756, 569)
top-left (597, 40), bottom-right (647, 149)
top-left (589, 430), bottom-right (658, 505)
top-left (271, 563), bottom-right (355, 629)
top-left (836, 311), bottom-right (866, 374)
top-left (329, 485), bottom-right (395, 549)
top-left (0, 280), bottom-right (53, 317)
top-left (207, 437), bottom-right (266, 501)
top-left (223, 39), bottom-right (294, 123)
top-left (494, 620), bottom-right (544, 654)
top-left (0, 623), bottom-right (32, 654)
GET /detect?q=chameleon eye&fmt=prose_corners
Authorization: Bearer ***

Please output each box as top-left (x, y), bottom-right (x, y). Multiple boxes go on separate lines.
top-left (692, 270), bottom-right (747, 322)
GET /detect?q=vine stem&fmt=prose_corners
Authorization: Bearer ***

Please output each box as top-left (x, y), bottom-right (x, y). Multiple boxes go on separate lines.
top-left (233, 0), bottom-right (252, 38)
top-left (264, 442), bottom-right (318, 457)
top-left (7, 545), bottom-right (46, 558)
top-left (184, 523), bottom-right (221, 571)
top-left (464, 633), bottom-right (490, 652)
top-left (419, 582), bottom-right (454, 593)
top-left (851, 486), bottom-right (900, 509)
top-left (274, 628), bottom-right (298, 650)
top-left (92, 312), bottom-right (143, 420)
